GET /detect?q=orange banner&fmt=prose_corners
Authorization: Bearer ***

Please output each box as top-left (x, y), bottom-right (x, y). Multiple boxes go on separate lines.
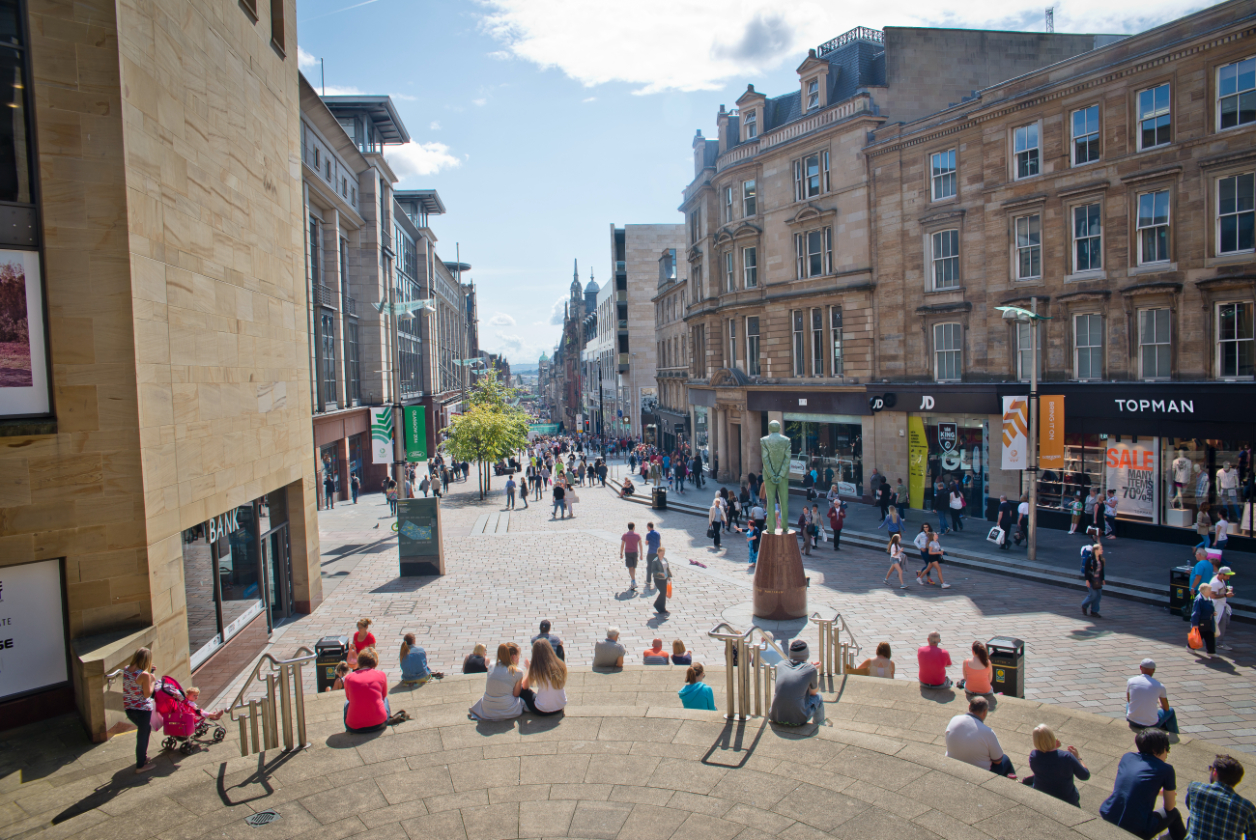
top-left (1039, 395), bottom-right (1064, 470)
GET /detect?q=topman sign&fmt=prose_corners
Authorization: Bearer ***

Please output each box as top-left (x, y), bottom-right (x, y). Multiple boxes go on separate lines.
top-left (1113, 399), bottom-right (1194, 414)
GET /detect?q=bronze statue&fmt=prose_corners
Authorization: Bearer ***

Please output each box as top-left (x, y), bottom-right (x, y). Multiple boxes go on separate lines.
top-left (760, 420), bottom-right (791, 533)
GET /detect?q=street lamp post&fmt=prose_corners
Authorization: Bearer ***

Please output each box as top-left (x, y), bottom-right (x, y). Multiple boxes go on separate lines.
top-left (998, 299), bottom-right (1050, 563)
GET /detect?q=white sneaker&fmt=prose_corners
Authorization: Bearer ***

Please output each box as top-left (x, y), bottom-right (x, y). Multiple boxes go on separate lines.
top-left (1219, 643), bottom-right (1234, 651)
top-left (916, 577), bottom-right (924, 585)
top-left (941, 583), bottom-right (952, 589)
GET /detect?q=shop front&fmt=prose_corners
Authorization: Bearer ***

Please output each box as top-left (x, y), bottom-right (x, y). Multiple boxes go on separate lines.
top-left (998, 383), bottom-right (1256, 547)
top-left (182, 489), bottom-right (294, 701)
top-left (747, 390), bottom-right (870, 498)
top-left (313, 408), bottom-right (374, 507)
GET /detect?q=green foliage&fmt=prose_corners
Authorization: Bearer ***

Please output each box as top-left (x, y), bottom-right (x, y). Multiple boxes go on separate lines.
top-left (442, 366), bottom-right (529, 497)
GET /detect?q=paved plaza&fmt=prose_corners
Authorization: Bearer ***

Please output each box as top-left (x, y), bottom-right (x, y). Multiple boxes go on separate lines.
top-left (229, 467), bottom-right (1256, 752)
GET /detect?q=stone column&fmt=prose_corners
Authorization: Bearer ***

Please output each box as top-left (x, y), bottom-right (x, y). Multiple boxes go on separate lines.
top-left (715, 407), bottom-right (728, 482)
top-left (287, 474), bottom-right (323, 615)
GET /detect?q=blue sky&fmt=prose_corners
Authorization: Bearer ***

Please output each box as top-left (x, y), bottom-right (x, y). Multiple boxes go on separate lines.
top-left (296, 0), bottom-right (1217, 364)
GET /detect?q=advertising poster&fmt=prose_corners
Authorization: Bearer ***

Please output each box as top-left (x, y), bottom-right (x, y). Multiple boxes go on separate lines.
top-left (404, 405), bottom-right (427, 463)
top-left (908, 416), bottom-right (928, 509)
top-left (639, 387), bottom-right (657, 415)
top-left (1106, 440), bottom-right (1158, 520)
top-left (1001, 396), bottom-right (1029, 469)
top-left (0, 559), bottom-right (68, 701)
top-left (1040, 396), bottom-right (1064, 470)
top-left (371, 407), bottom-right (394, 465)
top-left (0, 250), bottom-right (49, 417)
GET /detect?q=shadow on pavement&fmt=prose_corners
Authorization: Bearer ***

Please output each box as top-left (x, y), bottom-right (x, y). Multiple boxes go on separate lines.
top-left (702, 719), bottom-right (767, 769)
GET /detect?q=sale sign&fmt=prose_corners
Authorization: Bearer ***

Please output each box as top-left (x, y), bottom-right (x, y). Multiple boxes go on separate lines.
top-left (1105, 440), bottom-right (1157, 519)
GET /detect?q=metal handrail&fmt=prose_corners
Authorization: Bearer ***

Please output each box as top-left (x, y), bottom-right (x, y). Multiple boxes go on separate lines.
top-left (228, 647), bottom-right (316, 756)
top-left (810, 610), bottom-right (862, 676)
top-left (105, 667), bottom-right (125, 687)
top-left (706, 622), bottom-right (792, 720)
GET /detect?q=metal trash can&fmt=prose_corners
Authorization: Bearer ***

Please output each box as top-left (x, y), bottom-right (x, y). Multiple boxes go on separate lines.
top-left (987, 636), bottom-right (1025, 698)
top-left (1169, 565), bottom-right (1193, 617)
top-left (315, 635), bottom-right (349, 693)
top-left (651, 486), bottom-right (668, 510)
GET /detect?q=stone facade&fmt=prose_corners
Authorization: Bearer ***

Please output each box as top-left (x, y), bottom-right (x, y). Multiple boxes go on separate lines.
top-left (0, 0), bottom-right (320, 734)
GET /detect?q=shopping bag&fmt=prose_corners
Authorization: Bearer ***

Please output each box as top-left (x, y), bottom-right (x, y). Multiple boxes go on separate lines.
top-left (150, 710), bottom-right (164, 731)
top-left (986, 526), bottom-right (1006, 546)
top-left (666, 580), bottom-right (673, 598)
top-left (1187, 626), bottom-right (1203, 650)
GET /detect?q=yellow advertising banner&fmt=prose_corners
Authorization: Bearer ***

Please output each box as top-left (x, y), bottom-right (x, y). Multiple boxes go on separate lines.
top-left (1039, 395), bottom-right (1064, 470)
top-left (908, 416), bottom-right (928, 510)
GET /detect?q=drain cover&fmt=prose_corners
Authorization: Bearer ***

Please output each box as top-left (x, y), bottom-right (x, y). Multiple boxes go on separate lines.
top-left (245, 810), bottom-right (280, 827)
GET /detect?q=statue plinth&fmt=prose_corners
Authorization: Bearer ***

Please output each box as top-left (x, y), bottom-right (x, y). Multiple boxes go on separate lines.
top-left (753, 531), bottom-right (808, 620)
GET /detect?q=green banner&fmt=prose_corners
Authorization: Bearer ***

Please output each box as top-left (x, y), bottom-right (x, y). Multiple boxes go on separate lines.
top-left (404, 405), bottom-right (427, 462)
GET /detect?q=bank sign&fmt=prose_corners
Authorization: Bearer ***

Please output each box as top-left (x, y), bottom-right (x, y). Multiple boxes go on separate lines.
top-left (0, 559), bottom-right (68, 702)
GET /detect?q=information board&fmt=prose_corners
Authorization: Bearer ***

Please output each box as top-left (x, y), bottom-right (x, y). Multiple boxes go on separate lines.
top-left (0, 559), bottom-right (68, 701)
top-left (397, 497), bottom-right (443, 576)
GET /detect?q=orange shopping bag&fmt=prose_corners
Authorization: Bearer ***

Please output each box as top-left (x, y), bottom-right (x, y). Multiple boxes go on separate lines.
top-left (666, 580), bottom-right (673, 598)
top-left (1187, 626), bottom-right (1203, 650)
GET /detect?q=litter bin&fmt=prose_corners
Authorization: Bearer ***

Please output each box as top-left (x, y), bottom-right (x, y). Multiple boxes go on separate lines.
top-left (1169, 565), bottom-right (1193, 617)
top-left (987, 636), bottom-right (1024, 698)
top-left (651, 486), bottom-right (668, 510)
top-left (315, 635), bottom-right (349, 693)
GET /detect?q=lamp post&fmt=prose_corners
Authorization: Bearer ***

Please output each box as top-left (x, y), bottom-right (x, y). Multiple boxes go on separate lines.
top-left (998, 299), bottom-right (1051, 563)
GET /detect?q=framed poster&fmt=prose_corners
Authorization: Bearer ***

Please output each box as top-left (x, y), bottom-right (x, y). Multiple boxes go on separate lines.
top-left (0, 250), bottom-right (49, 417)
top-left (1105, 439), bottom-right (1158, 520)
top-left (371, 407), bottom-right (393, 465)
top-left (0, 558), bottom-right (69, 702)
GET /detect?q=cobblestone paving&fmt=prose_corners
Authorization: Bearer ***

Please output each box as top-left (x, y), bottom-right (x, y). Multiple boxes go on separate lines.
top-left (223, 469), bottom-right (1256, 752)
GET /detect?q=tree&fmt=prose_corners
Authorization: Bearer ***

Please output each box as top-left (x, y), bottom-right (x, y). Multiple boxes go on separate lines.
top-left (441, 366), bottom-right (530, 499)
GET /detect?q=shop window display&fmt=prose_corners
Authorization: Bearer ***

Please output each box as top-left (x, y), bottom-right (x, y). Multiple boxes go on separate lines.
top-left (922, 419), bottom-right (986, 513)
top-left (1035, 433), bottom-right (1105, 513)
top-left (1162, 437), bottom-right (1254, 534)
top-left (783, 415), bottom-right (863, 497)
top-left (182, 497), bottom-right (266, 670)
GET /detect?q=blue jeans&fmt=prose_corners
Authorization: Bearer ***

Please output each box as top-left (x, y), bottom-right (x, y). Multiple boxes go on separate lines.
top-left (990, 755), bottom-right (1016, 777)
top-left (1129, 707), bottom-right (1179, 735)
top-left (1082, 586), bottom-right (1102, 614)
top-left (552, 500), bottom-right (566, 517)
top-left (804, 693), bottom-right (825, 725)
top-left (937, 509), bottom-right (949, 532)
top-left (1195, 534), bottom-right (1211, 550)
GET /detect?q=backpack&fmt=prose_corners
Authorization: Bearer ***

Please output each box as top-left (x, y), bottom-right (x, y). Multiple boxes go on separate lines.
top-left (1080, 545), bottom-right (1094, 579)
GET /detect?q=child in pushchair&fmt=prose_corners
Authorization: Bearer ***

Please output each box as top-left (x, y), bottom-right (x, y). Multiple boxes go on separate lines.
top-left (153, 675), bottom-right (227, 754)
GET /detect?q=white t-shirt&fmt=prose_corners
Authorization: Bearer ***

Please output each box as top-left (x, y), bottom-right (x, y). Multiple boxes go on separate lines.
top-left (1216, 519), bottom-right (1229, 540)
top-left (1219, 468), bottom-right (1239, 490)
top-left (530, 684), bottom-right (567, 713)
top-left (1209, 575), bottom-right (1230, 614)
top-left (1173, 458), bottom-right (1191, 484)
top-left (945, 713), bottom-right (1004, 768)
top-left (1017, 502), bottom-right (1029, 517)
top-left (1126, 674), bottom-right (1167, 726)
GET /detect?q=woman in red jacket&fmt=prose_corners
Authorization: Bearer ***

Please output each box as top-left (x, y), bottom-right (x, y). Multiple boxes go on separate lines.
top-left (827, 500), bottom-right (846, 551)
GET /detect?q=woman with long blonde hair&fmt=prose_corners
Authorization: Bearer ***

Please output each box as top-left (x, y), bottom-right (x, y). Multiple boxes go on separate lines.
top-left (519, 638), bottom-right (568, 715)
top-left (469, 642), bottom-right (525, 720)
top-left (122, 647), bottom-right (158, 773)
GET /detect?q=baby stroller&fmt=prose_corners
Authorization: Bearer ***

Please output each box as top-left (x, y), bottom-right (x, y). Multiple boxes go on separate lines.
top-left (154, 675), bottom-right (226, 755)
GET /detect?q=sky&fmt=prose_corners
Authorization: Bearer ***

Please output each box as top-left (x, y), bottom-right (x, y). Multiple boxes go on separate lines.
top-left (296, 0), bottom-right (1220, 365)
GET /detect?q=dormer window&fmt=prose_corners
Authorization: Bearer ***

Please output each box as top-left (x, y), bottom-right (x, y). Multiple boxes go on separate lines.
top-left (806, 79), bottom-right (820, 111)
top-left (744, 110), bottom-right (757, 139)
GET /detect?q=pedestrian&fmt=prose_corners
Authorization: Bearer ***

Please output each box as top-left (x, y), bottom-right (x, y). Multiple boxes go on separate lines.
top-left (798, 506), bottom-right (813, 556)
top-left (877, 504), bottom-right (903, 540)
top-left (621, 522), bottom-right (641, 589)
top-left (386, 480), bottom-right (398, 515)
top-left (121, 647), bottom-right (158, 774)
top-left (828, 499), bottom-right (845, 550)
top-left (517, 473), bottom-right (529, 508)
top-left (653, 546), bottom-right (672, 615)
top-left (811, 503), bottom-right (824, 546)
top-left (1126, 658), bottom-right (1179, 733)
top-left (894, 478), bottom-right (908, 520)
top-left (551, 482), bottom-right (566, 519)
top-left (566, 482), bottom-right (579, 517)
top-left (1068, 491), bottom-right (1083, 534)
top-left (708, 496), bottom-right (725, 549)
top-left (351, 473), bottom-right (360, 504)
top-left (1082, 541), bottom-right (1105, 618)
top-left (1214, 508), bottom-right (1230, 554)
top-left (324, 471), bottom-right (336, 510)
top-left (1028, 724), bottom-right (1090, 807)
top-left (921, 529), bottom-right (951, 588)
top-left (738, 519), bottom-right (761, 571)
top-left (1104, 489), bottom-right (1119, 539)
top-left (885, 533), bottom-right (908, 588)
top-left (1100, 729), bottom-right (1186, 840)
top-left (644, 522), bottom-right (662, 589)
top-left (1192, 584), bottom-right (1217, 657)
top-left (1184, 755), bottom-right (1256, 840)
top-left (1209, 566), bottom-right (1236, 652)
top-left (876, 476), bottom-right (892, 520)
top-left (914, 523), bottom-right (933, 579)
top-left (1014, 494), bottom-right (1030, 547)
top-left (948, 483), bottom-right (965, 532)
top-left (933, 478), bottom-right (950, 533)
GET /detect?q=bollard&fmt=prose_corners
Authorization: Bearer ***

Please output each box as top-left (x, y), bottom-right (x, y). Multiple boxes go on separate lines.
top-left (279, 664), bottom-right (293, 751)
top-left (293, 662), bottom-right (309, 749)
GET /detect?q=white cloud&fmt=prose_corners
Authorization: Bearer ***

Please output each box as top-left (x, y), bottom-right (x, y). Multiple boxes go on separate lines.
top-left (385, 141), bottom-right (462, 180)
top-left (472, 97), bottom-right (488, 106)
top-left (477, 0), bottom-right (1213, 94)
top-left (392, 92), bottom-right (418, 102)
top-left (297, 46), bottom-right (319, 71)
top-left (582, 96), bottom-right (597, 103)
top-left (549, 295), bottom-right (568, 326)
top-left (488, 312), bottom-right (516, 327)
top-left (487, 50), bottom-right (511, 60)
top-left (490, 331), bottom-right (547, 364)
top-left (321, 84), bottom-right (366, 96)
top-left (430, 120), bottom-right (442, 130)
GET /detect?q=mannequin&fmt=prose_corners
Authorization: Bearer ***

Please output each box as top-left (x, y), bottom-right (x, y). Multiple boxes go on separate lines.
top-left (1171, 450), bottom-right (1191, 509)
top-left (1194, 464), bottom-right (1210, 504)
top-left (1218, 461), bottom-right (1239, 520)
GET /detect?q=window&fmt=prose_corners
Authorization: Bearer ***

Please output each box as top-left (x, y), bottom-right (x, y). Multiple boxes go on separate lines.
top-left (746, 317), bottom-right (761, 376)
top-left (239, 0), bottom-right (258, 18)
top-left (308, 217), bottom-right (320, 283)
top-left (1138, 84), bottom-right (1171, 149)
top-left (1218, 173), bottom-right (1255, 255)
top-left (1073, 203), bottom-right (1102, 272)
top-left (744, 109), bottom-right (757, 139)
top-left (1218, 58), bottom-right (1255, 130)
top-left (829, 307), bottom-right (843, 376)
top-left (313, 146), bottom-right (320, 169)
top-left (810, 309), bottom-right (824, 377)
top-left (792, 310), bottom-right (805, 376)
top-left (932, 229), bottom-right (960, 289)
top-left (1012, 213), bottom-right (1042, 280)
top-left (934, 323), bottom-right (962, 381)
top-left (724, 251), bottom-right (735, 292)
top-left (794, 227), bottom-right (832, 278)
top-left (743, 246), bottom-right (757, 288)
top-left (931, 149), bottom-right (956, 200)
top-left (689, 210), bottom-right (699, 244)
top-left (724, 186), bottom-right (734, 223)
top-left (794, 151), bottom-right (829, 200)
top-left (1071, 106), bottom-right (1100, 165)
top-left (1014, 124), bottom-right (1039, 179)
top-left (727, 319), bottom-right (736, 368)
top-left (1137, 191), bottom-right (1171, 264)
top-left (806, 79), bottom-right (820, 110)
top-left (1074, 314), bottom-right (1103, 380)
top-left (1138, 308), bottom-right (1171, 380)
top-left (1218, 302), bottom-right (1255, 378)
top-left (320, 313), bottom-right (336, 405)
top-left (1015, 321), bottom-right (1034, 381)
top-left (270, 0), bottom-right (285, 54)
top-left (742, 179), bottom-right (756, 216)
